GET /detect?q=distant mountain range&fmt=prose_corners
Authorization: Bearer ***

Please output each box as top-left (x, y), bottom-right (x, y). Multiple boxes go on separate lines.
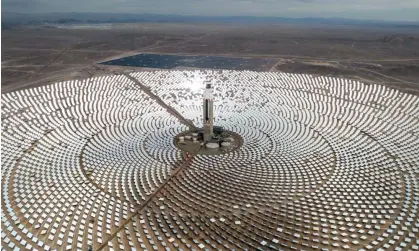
top-left (3, 12), bottom-right (419, 28)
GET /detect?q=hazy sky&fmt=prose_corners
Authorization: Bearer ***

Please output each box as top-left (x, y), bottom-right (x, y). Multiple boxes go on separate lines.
top-left (3, 0), bottom-right (419, 21)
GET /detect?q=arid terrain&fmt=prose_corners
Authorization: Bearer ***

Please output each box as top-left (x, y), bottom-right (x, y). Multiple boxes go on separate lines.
top-left (2, 23), bottom-right (419, 94)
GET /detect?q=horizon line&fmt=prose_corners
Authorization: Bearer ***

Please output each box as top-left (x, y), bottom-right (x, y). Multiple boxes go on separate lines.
top-left (3, 12), bottom-right (419, 24)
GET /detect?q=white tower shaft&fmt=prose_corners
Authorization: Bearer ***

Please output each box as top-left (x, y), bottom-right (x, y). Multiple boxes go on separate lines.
top-left (203, 83), bottom-right (214, 142)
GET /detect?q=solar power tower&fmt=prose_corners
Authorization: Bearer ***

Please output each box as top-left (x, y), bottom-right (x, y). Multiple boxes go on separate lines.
top-left (203, 82), bottom-right (214, 141)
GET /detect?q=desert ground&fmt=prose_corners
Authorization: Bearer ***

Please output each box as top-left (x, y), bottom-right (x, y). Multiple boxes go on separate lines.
top-left (2, 23), bottom-right (419, 94)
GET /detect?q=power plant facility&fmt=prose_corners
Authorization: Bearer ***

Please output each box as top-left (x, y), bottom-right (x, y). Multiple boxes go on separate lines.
top-left (174, 80), bottom-right (241, 155)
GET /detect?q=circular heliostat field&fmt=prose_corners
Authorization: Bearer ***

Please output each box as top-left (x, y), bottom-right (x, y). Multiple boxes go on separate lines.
top-left (1, 70), bottom-right (418, 250)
